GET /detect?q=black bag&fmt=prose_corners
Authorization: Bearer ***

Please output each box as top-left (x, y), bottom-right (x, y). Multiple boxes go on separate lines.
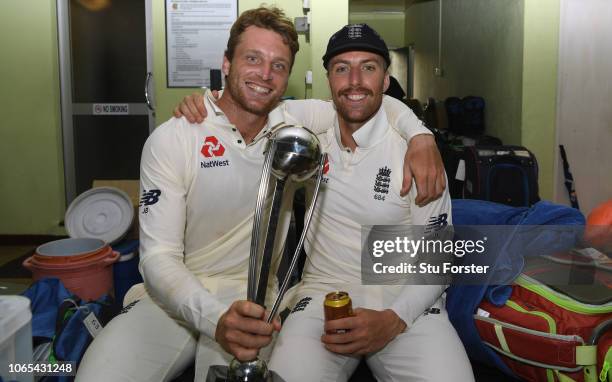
top-left (461, 96), bottom-right (485, 135)
top-left (444, 97), bottom-right (463, 134)
top-left (445, 96), bottom-right (486, 135)
top-left (434, 129), bottom-right (503, 200)
top-left (438, 143), bottom-right (466, 199)
top-left (423, 97), bottom-right (439, 130)
top-left (462, 145), bottom-right (540, 207)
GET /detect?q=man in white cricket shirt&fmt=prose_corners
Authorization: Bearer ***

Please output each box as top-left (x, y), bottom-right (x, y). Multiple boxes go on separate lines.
top-left (76, 8), bottom-right (446, 382)
top-left (267, 24), bottom-right (474, 382)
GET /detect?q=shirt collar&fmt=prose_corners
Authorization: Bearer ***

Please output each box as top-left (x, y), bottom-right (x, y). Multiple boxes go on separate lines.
top-left (333, 106), bottom-right (390, 150)
top-left (203, 89), bottom-right (227, 122)
top-left (204, 89), bottom-right (287, 141)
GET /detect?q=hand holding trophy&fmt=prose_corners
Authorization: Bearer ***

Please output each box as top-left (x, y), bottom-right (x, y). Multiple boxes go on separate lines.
top-left (226, 125), bottom-right (327, 382)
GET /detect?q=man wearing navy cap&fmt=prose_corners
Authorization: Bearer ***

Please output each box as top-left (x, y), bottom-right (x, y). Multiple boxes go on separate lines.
top-left (267, 24), bottom-right (474, 382)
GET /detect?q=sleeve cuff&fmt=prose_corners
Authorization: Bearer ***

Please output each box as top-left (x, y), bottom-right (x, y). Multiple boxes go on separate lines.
top-left (178, 289), bottom-right (229, 339)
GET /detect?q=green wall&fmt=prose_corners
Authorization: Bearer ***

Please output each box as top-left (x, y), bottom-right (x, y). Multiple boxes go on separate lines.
top-left (310, 0), bottom-right (349, 100)
top-left (153, 0), bottom-right (318, 123)
top-left (349, 2), bottom-right (405, 49)
top-left (0, 0), bottom-right (560, 234)
top-left (0, 0), bottom-right (348, 235)
top-left (405, 0), bottom-right (525, 146)
top-left (0, 1), bottom-right (65, 235)
top-left (521, 0), bottom-right (560, 200)
top-left (349, 13), bottom-right (405, 49)
top-left (404, 0), bottom-right (560, 198)
top-left (152, 0), bottom-right (347, 122)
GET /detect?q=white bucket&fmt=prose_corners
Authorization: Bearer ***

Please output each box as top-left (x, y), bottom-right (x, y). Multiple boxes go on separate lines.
top-left (0, 296), bottom-right (33, 382)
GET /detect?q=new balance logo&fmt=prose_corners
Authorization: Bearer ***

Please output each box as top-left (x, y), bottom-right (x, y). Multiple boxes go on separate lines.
top-left (425, 213), bottom-right (449, 233)
top-left (140, 189), bottom-right (161, 214)
top-left (139, 189), bottom-right (161, 207)
top-left (291, 297), bottom-right (312, 314)
top-left (323, 157), bottom-right (330, 175)
top-left (119, 300), bottom-right (139, 315)
top-left (201, 136), bottom-right (225, 158)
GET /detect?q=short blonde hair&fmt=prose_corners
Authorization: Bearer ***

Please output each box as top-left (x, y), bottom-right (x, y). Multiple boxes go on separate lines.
top-left (225, 6), bottom-right (299, 68)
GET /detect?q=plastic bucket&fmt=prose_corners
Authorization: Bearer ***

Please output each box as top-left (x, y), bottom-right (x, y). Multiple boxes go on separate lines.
top-left (23, 238), bottom-right (120, 301)
top-left (0, 296), bottom-right (33, 382)
top-left (33, 238), bottom-right (108, 265)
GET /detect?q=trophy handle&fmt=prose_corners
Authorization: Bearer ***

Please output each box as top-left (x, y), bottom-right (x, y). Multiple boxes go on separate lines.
top-left (266, 153), bottom-right (328, 323)
top-left (254, 177), bottom-right (286, 306)
top-left (248, 143), bottom-right (277, 302)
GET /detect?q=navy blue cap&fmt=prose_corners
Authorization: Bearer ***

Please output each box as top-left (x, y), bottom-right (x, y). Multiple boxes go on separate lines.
top-left (322, 24), bottom-right (391, 69)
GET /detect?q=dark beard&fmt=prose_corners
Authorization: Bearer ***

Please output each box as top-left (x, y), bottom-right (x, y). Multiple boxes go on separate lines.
top-left (333, 87), bottom-right (380, 124)
top-left (334, 98), bottom-right (381, 125)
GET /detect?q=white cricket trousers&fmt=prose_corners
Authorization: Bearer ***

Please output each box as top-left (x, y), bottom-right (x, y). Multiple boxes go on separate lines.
top-left (75, 297), bottom-right (238, 382)
top-left (76, 279), bottom-right (277, 382)
top-left (269, 293), bottom-right (475, 382)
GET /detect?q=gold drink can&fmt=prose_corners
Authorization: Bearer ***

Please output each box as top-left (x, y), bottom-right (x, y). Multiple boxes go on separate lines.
top-left (324, 291), bottom-right (353, 321)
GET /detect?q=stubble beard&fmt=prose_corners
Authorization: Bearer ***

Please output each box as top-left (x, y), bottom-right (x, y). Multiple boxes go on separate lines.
top-left (334, 94), bottom-right (381, 126)
top-left (225, 71), bottom-right (282, 117)
top-left (334, 88), bottom-right (382, 124)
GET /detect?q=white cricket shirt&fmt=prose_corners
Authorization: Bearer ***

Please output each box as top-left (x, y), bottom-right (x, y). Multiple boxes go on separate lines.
top-left (138, 90), bottom-right (432, 338)
top-left (301, 106), bottom-right (453, 325)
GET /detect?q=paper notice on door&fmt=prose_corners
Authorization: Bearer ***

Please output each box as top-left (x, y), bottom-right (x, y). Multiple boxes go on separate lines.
top-left (166, 0), bottom-right (237, 88)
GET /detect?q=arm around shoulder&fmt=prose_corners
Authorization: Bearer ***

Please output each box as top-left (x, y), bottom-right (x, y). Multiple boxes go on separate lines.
top-left (382, 95), bottom-right (432, 142)
top-left (284, 98), bottom-right (336, 134)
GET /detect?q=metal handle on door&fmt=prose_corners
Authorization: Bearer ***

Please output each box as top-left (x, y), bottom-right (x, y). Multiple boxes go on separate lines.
top-left (145, 72), bottom-right (155, 112)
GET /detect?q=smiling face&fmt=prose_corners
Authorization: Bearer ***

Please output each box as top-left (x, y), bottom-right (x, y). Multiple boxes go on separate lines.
top-left (327, 51), bottom-right (390, 129)
top-left (222, 26), bottom-right (291, 116)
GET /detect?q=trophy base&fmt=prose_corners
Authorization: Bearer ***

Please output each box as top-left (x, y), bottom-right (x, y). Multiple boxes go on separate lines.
top-left (228, 358), bottom-right (269, 382)
top-left (206, 365), bottom-right (285, 382)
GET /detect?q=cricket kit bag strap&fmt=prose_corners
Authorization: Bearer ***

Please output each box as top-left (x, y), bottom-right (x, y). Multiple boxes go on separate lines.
top-left (475, 274), bottom-right (612, 382)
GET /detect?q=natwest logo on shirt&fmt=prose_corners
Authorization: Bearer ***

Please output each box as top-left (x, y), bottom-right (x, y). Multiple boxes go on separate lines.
top-left (200, 135), bottom-right (231, 169)
top-left (201, 136), bottom-right (225, 158)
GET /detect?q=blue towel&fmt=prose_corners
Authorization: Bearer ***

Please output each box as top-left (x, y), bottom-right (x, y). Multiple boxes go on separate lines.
top-left (447, 199), bottom-right (585, 375)
top-left (22, 278), bottom-right (116, 381)
top-left (22, 278), bottom-right (72, 340)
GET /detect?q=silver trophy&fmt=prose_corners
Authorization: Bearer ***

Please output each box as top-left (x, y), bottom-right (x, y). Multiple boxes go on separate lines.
top-left (227, 125), bottom-right (327, 382)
